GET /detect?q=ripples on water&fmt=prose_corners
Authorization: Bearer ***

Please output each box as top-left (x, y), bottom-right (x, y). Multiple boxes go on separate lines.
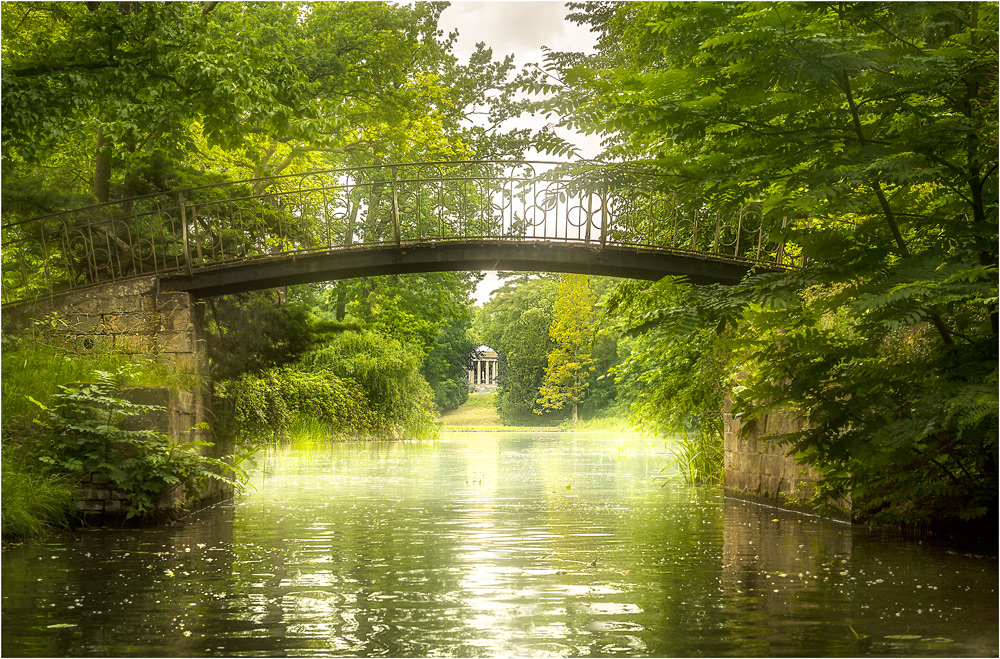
top-left (2, 433), bottom-right (997, 657)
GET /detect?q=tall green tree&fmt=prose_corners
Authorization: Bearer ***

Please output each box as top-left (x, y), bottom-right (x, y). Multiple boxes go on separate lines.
top-left (536, 274), bottom-right (597, 424)
top-left (532, 2), bottom-right (998, 527)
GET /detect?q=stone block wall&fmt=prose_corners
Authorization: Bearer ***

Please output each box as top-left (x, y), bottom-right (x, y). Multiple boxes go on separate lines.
top-left (0, 276), bottom-right (204, 374)
top-left (2, 276), bottom-right (231, 521)
top-left (723, 396), bottom-right (850, 519)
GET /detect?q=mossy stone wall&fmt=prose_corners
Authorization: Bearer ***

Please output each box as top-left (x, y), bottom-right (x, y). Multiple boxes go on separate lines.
top-left (723, 396), bottom-right (851, 520)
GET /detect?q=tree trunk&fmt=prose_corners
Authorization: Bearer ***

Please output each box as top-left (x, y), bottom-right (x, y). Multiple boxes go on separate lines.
top-left (92, 127), bottom-right (112, 203)
top-left (335, 287), bottom-right (347, 321)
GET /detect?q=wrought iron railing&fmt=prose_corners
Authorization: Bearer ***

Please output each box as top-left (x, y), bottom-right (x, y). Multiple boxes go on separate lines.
top-left (1, 160), bottom-right (801, 304)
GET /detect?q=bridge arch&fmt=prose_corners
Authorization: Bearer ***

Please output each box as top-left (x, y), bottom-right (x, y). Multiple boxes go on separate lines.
top-left (2, 161), bottom-right (797, 305)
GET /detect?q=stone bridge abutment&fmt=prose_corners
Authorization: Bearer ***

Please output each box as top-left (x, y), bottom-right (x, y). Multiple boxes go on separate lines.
top-left (1, 276), bottom-right (226, 517)
top-left (2, 275), bottom-right (204, 374)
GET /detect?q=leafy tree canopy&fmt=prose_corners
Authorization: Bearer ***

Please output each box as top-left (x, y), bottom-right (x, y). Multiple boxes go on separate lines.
top-left (531, 1), bottom-right (998, 527)
top-left (2, 1), bottom-right (527, 211)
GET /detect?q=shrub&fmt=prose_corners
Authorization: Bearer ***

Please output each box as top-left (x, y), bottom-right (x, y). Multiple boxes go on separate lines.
top-left (31, 370), bottom-right (237, 519)
top-left (303, 330), bottom-right (438, 438)
top-left (218, 366), bottom-right (376, 441)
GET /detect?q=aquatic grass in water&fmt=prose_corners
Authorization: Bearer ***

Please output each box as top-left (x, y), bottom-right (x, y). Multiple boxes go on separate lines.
top-left (0, 445), bottom-right (76, 539)
top-left (662, 431), bottom-right (724, 486)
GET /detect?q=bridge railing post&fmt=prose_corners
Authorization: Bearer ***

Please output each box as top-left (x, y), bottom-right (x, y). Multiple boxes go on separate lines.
top-left (755, 207), bottom-right (765, 261)
top-left (713, 211), bottom-right (721, 255)
top-left (178, 192), bottom-right (193, 276)
top-left (600, 185), bottom-right (608, 249)
top-left (801, 217), bottom-right (813, 267)
top-left (390, 166), bottom-right (401, 248)
top-left (776, 216), bottom-right (789, 264)
top-left (734, 208), bottom-right (743, 258)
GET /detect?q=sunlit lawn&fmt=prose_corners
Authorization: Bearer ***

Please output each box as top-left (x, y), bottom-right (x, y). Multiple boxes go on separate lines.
top-left (439, 393), bottom-right (502, 428)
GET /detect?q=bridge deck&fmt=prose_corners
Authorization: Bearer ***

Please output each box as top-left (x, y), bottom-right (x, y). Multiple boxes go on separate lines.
top-left (2, 161), bottom-right (799, 303)
top-left (158, 240), bottom-right (765, 297)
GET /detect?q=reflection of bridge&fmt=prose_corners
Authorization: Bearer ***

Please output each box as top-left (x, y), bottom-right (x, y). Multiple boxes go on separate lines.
top-left (2, 160), bottom-right (800, 304)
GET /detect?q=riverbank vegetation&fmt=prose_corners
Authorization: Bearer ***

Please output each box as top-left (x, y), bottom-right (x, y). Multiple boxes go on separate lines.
top-left (529, 2), bottom-right (998, 532)
top-left (1, 330), bottom-right (231, 539)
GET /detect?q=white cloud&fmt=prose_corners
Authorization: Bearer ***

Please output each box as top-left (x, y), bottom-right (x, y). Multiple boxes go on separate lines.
top-left (440, 1), bottom-right (595, 64)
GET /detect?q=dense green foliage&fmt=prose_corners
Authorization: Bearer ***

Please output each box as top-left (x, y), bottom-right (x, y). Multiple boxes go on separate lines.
top-left (1, 1), bottom-right (526, 211)
top-left (218, 366), bottom-right (375, 442)
top-left (30, 369), bottom-right (235, 518)
top-left (476, 274), bottom-right (624, 425)
top-left (2, 345), bottom-right (237, 534)
top-left (205, 293), bottom-right (319, 383)
top-left (2, 329), bottom-right (211, 536)
top-left (303, 331), bottom-right (438, 438)
top-left (532, 2), bottom-right (998, 527)
top-left (342, 273), bottom-right (479, 414)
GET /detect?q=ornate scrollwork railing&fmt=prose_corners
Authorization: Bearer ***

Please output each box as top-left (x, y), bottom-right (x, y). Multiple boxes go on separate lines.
top-left (1, 160), bottom-right (801, 304)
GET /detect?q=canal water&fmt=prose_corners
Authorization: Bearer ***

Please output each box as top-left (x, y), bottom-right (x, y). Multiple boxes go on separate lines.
top-left (2, 433), bottom-right (997, 657)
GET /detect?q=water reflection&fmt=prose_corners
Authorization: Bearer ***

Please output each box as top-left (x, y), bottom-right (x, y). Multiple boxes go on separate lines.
top-left (2, 433), bottom-right (996, 657)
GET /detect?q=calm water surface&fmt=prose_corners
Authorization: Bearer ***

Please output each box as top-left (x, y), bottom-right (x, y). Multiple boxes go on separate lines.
top-left (2, 433), bottom-right (997, 657)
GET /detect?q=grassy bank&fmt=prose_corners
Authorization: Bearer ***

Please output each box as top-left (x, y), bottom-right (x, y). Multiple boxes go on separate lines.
top-left (438, 392), bottom-right (503, 428)
top-left (1, 335), bottom-right (205, 541)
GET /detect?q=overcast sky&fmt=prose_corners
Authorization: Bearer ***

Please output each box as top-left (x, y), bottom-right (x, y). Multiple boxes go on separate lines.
top-left (439, 1), bottom-right (595, 63)
top-left (439, 1), bottom-right (598, 304)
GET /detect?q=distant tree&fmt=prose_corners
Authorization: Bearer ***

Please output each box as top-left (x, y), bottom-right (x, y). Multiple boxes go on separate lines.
top-left (536, 274), bottom-right (596, 425)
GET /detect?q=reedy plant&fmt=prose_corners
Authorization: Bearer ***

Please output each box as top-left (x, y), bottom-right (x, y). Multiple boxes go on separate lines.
top-left (0, 443), bottom-right (77, 539)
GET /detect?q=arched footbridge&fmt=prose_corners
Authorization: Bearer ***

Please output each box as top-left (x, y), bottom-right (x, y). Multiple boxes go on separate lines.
top-left (2, 160), bottom-right (802, 304)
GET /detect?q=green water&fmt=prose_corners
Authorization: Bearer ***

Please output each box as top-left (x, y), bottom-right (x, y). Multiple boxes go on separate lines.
top-left (2, 433), bottom-right (996, 657)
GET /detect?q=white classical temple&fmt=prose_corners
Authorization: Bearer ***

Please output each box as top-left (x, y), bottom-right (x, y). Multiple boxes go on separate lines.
top-left (469, 345), bottom-right (499, 391)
